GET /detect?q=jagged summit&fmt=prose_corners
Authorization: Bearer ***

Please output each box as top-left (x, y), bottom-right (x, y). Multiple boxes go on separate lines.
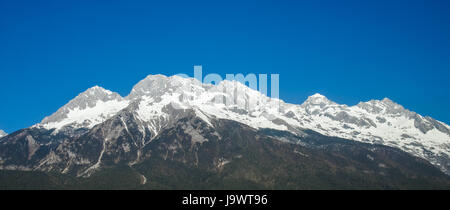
top-left (356, 97), bottom-right (409, 116)
top-left (382, 97), bottom-right (395, 103)
top-left (127, 74), bottom-right (204, 99)
top-left (301, 93), bottom-right (337, 107)
top-left (311, 93), bottom-right (326, 98)
top-left (39, 86), bottom-right (128, 129)
top-left (48, 86), bottom-right (123, 112)
top-left (380, 97), bottom-right (405, 108)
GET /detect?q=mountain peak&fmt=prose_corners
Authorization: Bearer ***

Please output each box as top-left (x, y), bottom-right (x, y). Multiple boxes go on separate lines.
top-left (64, 86), bottom-right (123, 108)
top-left (82, 85), bottom-right (116, 97)
top-left (311, 93), bottom-right (326, 98)
top-left (88, 85), bottom-right (102, 90)
top-left (302, 93), bottom-right (336, 106)
top-left (376, 97), bottom-right (405, 110)
top-left (127, 75), bottom-right (174, 99)
top-left (0, 129), bottom-right (7, 137)
top-left (381, 97), bottom-right (398, 105)
top-left (40, 86), bottom-right (125, 126)
top-left (127, 74), bottom-right (206, 100)
top-left (356, 97), bottom-right (409, 116)
top-left (143, 74), bottom-right (169, 81)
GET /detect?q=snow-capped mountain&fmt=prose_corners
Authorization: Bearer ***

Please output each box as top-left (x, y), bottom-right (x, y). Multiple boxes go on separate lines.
top-left (0, 130), bottom-right (6, 138)
top-left (31, 74), bottom-right (450, 174)
top-left (39, 86), bottom-right (129, 132)
top-left (1, 74), bottom-right (449, 179)
top-left (291, 94), bottom-right (450, 174)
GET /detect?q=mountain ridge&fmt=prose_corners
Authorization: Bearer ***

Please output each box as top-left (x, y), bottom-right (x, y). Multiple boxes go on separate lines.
top-left (27, 74), bottom-right (450, 175)
top-left (1, 74), bottom-right (449, 181)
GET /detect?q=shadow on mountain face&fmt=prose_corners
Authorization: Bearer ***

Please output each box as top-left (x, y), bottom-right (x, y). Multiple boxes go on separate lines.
top-left (1, 119), bottom-right (449, 190)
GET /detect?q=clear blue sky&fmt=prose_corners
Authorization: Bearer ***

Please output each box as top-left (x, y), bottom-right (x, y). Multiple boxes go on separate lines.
top-left (0, 0), bottom-right (449, 133)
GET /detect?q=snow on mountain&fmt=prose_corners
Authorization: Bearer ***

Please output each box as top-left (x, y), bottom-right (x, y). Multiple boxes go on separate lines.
top-left (126, 75), bottom-right (287, 138)
top-left (0, 130), bottom-right (7, 138)
top-left (37, 86), bottom-right (129, 131)
top-left (34, 74), bottom-right (450, 174)
top-left (132, 75), bottom-right (288, 133)
top-left (270, 93), bottom-right (449, 173)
